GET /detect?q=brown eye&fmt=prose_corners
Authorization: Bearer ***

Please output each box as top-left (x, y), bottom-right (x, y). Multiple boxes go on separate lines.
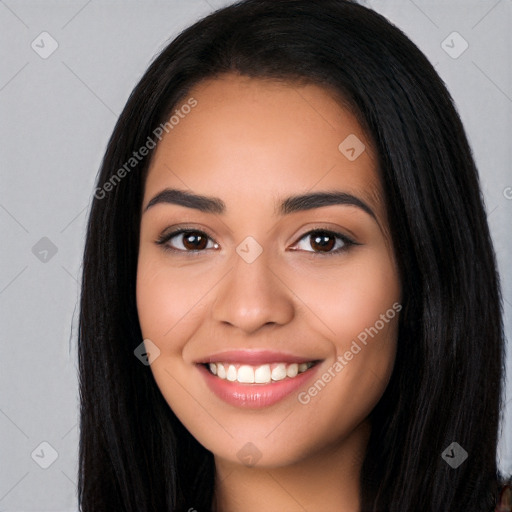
top-left (293, 229), bottom-right (355, 255)
top-left (180, 231), bottom-right (209, 251)
top-left (309, 232), bottom-right (336, 252)
top-left (157, 229), bottom-right (218, 252)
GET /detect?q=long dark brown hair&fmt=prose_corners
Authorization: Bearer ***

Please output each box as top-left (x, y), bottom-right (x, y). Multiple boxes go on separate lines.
top-left (78, 1), bottom-right (510, 510)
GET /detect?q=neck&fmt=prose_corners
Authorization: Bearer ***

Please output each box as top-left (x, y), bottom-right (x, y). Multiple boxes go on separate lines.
top-left (213, 419), bottom-right (371, 512)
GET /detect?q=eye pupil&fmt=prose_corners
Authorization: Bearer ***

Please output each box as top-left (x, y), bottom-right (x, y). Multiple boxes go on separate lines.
top-left (311, 232), bottom-right (335, 252)
top-left (183, 232), bottom-right (208, 250)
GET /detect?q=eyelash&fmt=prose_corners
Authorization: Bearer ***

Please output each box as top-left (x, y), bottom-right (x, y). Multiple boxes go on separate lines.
top-left (155, 227), bottom-right (358, 256)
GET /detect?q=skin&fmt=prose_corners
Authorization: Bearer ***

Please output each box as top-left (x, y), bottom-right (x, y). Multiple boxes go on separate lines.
top-left (136, 73), bottom-right (401, 512)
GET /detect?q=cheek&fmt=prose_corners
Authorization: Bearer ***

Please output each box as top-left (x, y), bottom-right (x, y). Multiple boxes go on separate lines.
top-left (136, 259), bottom-right (172, 341)
top-left (291, 249), bottom-right (401, 346)
top-left (136, 251), bottom-right (212, 349)
top-left (136, 253), bottom-right (231, 449)
top-left (289, 249), bottom-right (400, 416)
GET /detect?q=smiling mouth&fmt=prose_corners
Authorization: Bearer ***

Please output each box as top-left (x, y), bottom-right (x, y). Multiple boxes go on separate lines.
top-left (204, 361), bottom-right (318, 384)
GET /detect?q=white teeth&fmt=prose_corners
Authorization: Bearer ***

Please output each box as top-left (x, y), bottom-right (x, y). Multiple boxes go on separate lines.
top-left (226, 364), bottom-right (237, 382)
top-left (254, 364), bottom-right (271, 383)
top-left (209, 361), bottom-right (314, 383)
top-left (286, 363), bottom-right (298, 378)
top-left (271, 363), bottom-right (287, 381)
top-left (237, 365), bottom-right (255, 383)
top-left (217, 363), bottom-right (226, 379)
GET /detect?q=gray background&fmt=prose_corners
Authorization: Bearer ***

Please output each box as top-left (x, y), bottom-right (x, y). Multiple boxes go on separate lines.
top-left (1, 0), bottom-right (511, 510)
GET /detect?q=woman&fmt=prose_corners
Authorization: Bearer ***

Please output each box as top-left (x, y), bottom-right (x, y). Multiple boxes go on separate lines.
top-left (78, 0), bottom-right (512, 510)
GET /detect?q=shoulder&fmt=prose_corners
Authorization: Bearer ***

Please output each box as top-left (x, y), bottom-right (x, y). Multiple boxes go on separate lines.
top-left (495, 479), bottom-right (512, 512)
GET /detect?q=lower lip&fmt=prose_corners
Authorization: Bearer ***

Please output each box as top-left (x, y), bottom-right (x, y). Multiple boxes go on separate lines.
top-left (197, 363), bottom-right (321, 409)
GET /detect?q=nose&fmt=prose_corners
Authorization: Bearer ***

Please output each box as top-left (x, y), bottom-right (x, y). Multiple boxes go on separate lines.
top-left (211, 250), bottom-right (295, 335)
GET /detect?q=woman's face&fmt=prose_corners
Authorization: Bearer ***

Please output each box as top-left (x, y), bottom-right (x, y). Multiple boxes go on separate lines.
top-left (136, 74), bottom-right (401, 468)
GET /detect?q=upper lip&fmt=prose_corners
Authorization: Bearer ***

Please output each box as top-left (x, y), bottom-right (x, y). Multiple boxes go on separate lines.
top-left (196, 350), bottom-right (319, 365)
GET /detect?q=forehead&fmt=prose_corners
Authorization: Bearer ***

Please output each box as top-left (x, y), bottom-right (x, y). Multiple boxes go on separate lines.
top-left (144, 73), bottom-right (383, 218)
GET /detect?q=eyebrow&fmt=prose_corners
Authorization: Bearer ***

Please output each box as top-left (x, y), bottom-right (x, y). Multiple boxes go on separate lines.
top-left (143, 188), bottom-right (377, 219)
